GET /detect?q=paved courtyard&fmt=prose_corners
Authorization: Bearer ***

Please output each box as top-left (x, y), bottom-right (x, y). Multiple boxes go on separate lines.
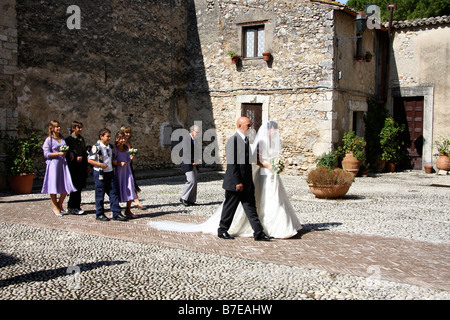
top-left (0, 170), bottom-right (449, 300)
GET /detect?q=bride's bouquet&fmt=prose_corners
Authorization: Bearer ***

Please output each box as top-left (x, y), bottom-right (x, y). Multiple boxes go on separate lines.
top-left (128, 148), bottom-right (138, 155)
top-left (60, 145), bottom-right (69, 152)
top-left (271, 157), bottom-right (285, 174)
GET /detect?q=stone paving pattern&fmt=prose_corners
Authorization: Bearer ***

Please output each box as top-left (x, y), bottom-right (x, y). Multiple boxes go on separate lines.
top-left (0, 170), bottom-right (449, 298)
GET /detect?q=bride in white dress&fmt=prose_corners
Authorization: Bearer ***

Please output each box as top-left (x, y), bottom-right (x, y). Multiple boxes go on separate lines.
top-left (148, 120), bottom-right (302, 239)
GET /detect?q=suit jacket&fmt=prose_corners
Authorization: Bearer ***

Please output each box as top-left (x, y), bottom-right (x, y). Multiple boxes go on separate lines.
top-left (65, 134), bottom-right (88, 186)
top-left (181, 135), bottom-right (200, 172)
top-left (222, 133), bottom-right (254, 192)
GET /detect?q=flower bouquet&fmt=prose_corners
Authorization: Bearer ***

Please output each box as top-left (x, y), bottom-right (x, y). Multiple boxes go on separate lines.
top-left (271, 158), bottom-right (285, 174)
top-left (128, 148), bottom-right (138, 155)
top-left (60, 145), bottom-right (69, 152)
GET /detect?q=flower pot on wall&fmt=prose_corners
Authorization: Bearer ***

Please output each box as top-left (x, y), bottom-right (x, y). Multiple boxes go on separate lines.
top-left (262, 52), bottom-right (271, 61)
top-left (9, 173), bottom-right (35, 194)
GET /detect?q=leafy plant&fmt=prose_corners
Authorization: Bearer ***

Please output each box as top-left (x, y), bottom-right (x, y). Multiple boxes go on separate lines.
top-left (315, 150), bottom-right (338, 169)
top-left (307, 166), bottom-right (354, 186)
top-left (337, 130), bottom-right (366, 161)
top-left (434, 137), bottom-right (450, 156)
top-left (364, 99), bottom-right (387, 171)
top-left (4, 119), bottom-right (45, 175)
top-left (346, 0), bottom-right (450, 22)
top-left (227, 50), bottom-right (237, 58)
top-left (379, 117), bottom-right (405, 164)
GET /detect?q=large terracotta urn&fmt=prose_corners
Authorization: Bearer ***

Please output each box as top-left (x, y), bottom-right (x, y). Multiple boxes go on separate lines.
top-left (436, 155), bottom-right (450, 171)
top-left (341, 152), bottom-right (361, 176)
top-left (385, 162), bottom-right (396, 172)
top-left (9, 173), bottom-right (35, 194)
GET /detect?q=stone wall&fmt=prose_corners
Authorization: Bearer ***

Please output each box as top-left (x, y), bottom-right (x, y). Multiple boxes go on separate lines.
top-left (12, 0), bottom-right (205, 172)
top-left (388, 21), bottom-right (450, 166)
top-left (0, 0), bottom-right (18, 188)
top-left (186, 0), bottom-right (336, 174)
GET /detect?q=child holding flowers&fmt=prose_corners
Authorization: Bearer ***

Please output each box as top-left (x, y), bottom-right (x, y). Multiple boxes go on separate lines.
top-left (120, 125), bottom-right (146, 209)
top-left (41, 120), bottom-right (77, 216)
top-left (113, 131), bottom-right (137, 218)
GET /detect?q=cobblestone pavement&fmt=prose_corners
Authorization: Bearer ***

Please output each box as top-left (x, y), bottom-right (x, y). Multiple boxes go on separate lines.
top-left (0, 170), bottom-right (449, 300)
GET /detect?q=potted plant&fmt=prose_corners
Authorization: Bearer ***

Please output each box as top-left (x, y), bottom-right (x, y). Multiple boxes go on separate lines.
top-left (315, 150), bottom-right (338, 169)
top-left (379, 117), bottom-right (405, 172)
top-left (228, 50), bottom-right (240, 64)
top-left (337, 130), bottom-right (366, 176)
top-left (306, 166), bottom-right (354, 199)
top-left (262, 52), bottom-right (272, 61)
top-left (434, 137), bottom-right (450, 171)
top-left (4, 119), bottom-right (44, 194)
top-left (365, 51), bottom-right (373, 62)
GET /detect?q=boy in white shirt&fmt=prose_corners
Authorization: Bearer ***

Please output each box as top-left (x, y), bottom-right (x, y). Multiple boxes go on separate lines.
top-left (88, 128), bottom-right (127, 221)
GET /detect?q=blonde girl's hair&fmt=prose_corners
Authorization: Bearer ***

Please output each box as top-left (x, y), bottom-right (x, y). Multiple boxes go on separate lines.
top-left (120, 125), bottom-right (131, 134)
top-left (48, 120), bottom-right (62, 138)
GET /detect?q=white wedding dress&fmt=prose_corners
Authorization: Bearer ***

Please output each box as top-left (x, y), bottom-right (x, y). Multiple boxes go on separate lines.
top-left (148, 164), bottom-right (302, 239)
top-left (148, 121), bottom-right (302, 239)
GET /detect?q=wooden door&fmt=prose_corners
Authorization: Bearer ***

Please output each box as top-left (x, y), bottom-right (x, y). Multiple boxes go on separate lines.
top-left (241, 103), bottom-right (262, 134)
top-left (394, 97), bottom-right (424, 170)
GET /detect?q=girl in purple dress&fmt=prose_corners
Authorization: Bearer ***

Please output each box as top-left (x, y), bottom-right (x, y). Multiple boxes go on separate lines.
top-left (113, 131), bottom-right (137, 219)
top-left (41, 120), bottom-right (77, 216)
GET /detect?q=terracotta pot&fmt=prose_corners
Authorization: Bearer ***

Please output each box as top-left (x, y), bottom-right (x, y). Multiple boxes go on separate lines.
top-left (436, 155), bottom-right (450, 171)
top-left (424, 165), bottom-right (433, 174)
top-left (262, 52), bottom-right (271, 61)
top-left (376, 158), bottom-right (386, 172)
top-left (308, 184), bottom-right (351, 199)
top-left (341, 152), bottom-right (361, 176)
top-left (386, 162), bottom-right (396, 172)
top-left (355, 54), bottom-right (364, 61)
top-left (231, 56), bottom-right (240, 64)
top-left (9, 173), bottom-right (35, 194)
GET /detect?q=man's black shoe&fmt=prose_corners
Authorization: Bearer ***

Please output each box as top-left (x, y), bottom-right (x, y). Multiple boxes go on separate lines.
top-left (254, 233), bottom-right (273, 241)
top-left (218, 232), bottom-right (235, 240)
top-left (113, 214), bottom-right (128, 221)
top-left (96, 214), bottom-right (110, 221)
top-left (180, 198), bottom-right (191, 206)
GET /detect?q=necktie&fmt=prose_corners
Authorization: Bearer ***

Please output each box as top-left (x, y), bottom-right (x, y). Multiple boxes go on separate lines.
top-left (244, 136), bottom-right (249, 164)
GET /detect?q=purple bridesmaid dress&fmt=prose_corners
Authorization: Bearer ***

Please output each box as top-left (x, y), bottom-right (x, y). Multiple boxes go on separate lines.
top-left (114, 146), bottom-right (137, 202)
top-left (41, 136), bottom-right (77, 194)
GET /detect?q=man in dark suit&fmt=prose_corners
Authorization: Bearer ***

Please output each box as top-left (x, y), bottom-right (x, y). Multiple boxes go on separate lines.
top-left (180, 125), bottom-right (201, 206)
top-left (218, 117), bottom-right (272, 241)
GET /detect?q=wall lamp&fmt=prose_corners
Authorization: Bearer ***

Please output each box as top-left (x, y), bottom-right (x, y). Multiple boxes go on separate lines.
top-left (335, 11), bottom-right (367, 47)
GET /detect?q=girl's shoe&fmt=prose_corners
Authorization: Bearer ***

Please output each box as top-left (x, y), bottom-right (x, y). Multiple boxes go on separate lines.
top-left (125, 211), bottom-right (137, 219)
top-left (52, 209), bottom-right (63, 217)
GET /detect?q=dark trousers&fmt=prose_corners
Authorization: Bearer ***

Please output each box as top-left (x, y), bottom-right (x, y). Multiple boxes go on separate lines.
top-left (68, 189), bottom-right (82, 210)
top-left (218, 190), bottom-right (264, 237)
top-left (93, 171), bottom-right (121, 217)
top-left (68, 164), bottom-right (87, 210)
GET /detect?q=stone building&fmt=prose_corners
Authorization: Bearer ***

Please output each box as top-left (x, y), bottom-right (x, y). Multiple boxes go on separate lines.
top-left (387, 15), bottom-right (450, 170)
top-left (1, 0), bottom-right (448, 189)
top-left (186, 0), bottom-right (385, 173)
